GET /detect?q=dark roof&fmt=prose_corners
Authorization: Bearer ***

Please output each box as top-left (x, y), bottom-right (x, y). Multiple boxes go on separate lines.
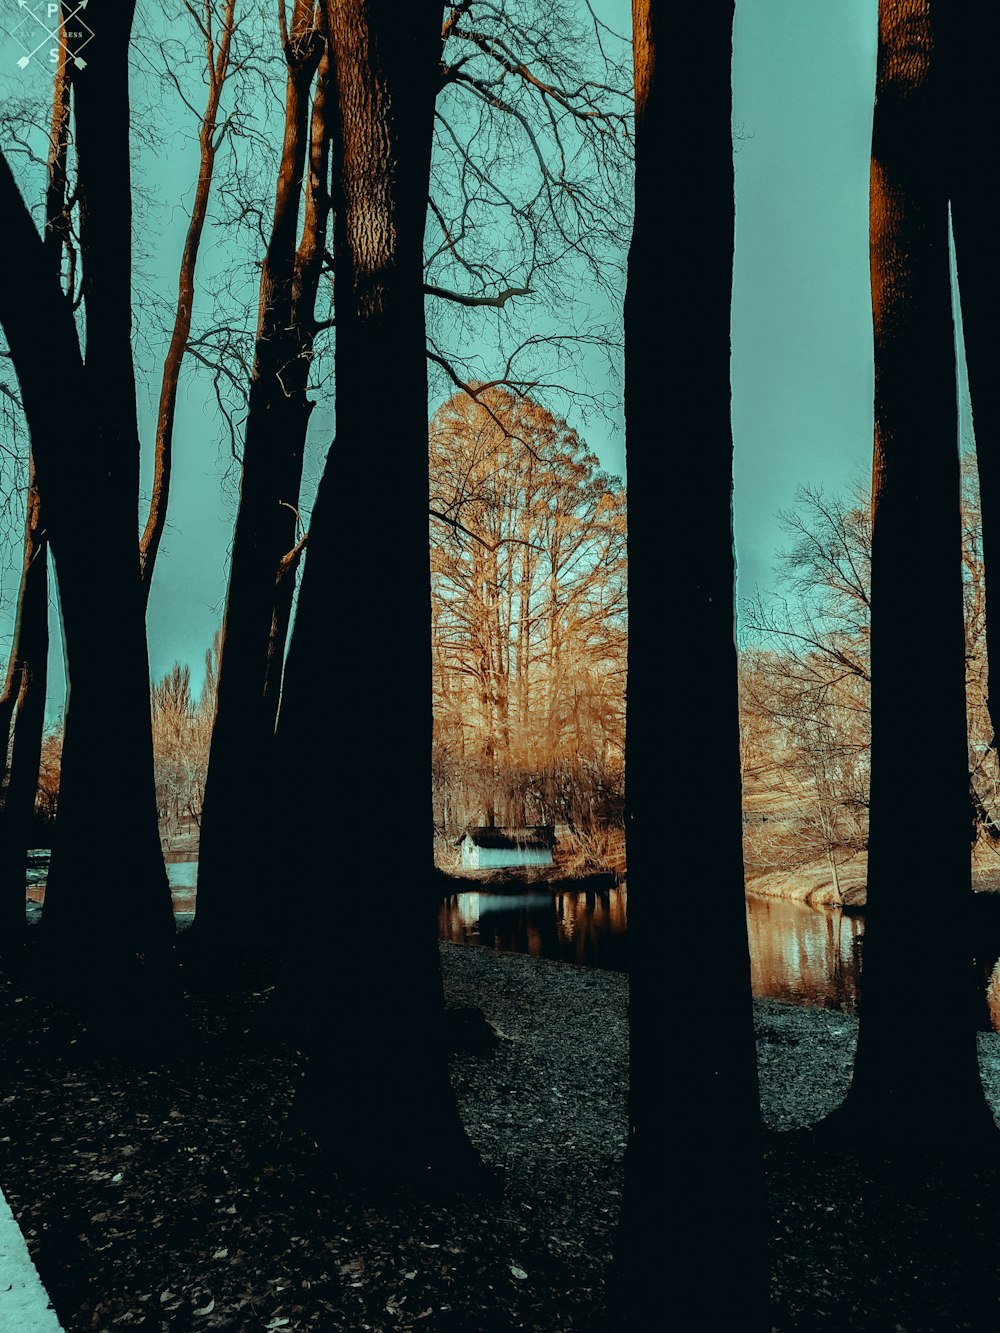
top-left (455, 825), bottom-right (556, 850)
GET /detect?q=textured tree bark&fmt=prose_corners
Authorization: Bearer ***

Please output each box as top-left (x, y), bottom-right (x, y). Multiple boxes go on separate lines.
top-left (824, 0), bottom-right (995, 1142)
top-left (275, 0), bottom-right (486, 1183)
top-left (0, 7), bottom-right (182, 1051)
top-left (611, 2), bottom-right (769, 1327)
top-left (193, 3), bottom-right (330, 960)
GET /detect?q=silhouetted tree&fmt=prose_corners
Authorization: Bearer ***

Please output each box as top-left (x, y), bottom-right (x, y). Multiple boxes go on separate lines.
top-left (946, 4), bottom-right (1000, 784)
top-left (611, 2), bottom-right (769, 1327)
top-left (194, 0), bottom-right (630, 963)
top-left (275, 0), bottom-right (485, 1183)
top-left (0, 29), bottom-right (70, 944)
top-left (825, 0), bottom-right (995, 1143)
top-left (193, 0), bottom-right (328, 959)
top-left (0, 6), bottom-right (180, 1051)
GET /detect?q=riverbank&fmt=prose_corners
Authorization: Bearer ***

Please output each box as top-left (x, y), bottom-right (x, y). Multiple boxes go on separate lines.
top-left (747, 840), bottom-right (1000, 909)
top-left (746, 854), bottom-right (868, 908)
top-left (440, 866), bottom-right (620, 894)
top-left (6, 941), bottom-right (1000, 1328)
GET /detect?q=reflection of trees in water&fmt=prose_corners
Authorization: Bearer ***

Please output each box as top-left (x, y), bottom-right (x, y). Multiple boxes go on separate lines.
top-left (438, 888), bottom-right (627, 970)
top-left (745, 898), bottom-right (863, 1012)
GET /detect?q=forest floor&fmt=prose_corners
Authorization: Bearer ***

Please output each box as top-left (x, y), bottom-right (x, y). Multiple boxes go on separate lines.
top-left (5, 935), bottom-right (1000, 1329)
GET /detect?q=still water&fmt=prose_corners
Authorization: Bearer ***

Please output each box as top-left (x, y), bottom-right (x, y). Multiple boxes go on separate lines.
top-left (440, 886), bottom-right (1000, 1034)
top-left (24, 850), bottom-right (1000, 1035)
top-left (438, 886), bottom-right (869, 1000)
top-left (745, 895), bottom-right (863, 1014)
top-left (26, 852), bottom-right (199, 912)
top-left (439, 885), bottom-right (866, 994)
top-left (439, 886), bottom-right (628, 970)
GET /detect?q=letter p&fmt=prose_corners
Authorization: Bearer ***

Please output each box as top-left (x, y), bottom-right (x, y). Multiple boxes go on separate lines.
top-left (47, 3), bottom-right (59, 15)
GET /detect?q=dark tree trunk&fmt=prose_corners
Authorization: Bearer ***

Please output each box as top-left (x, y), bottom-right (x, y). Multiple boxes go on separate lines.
top-left (826, 0), bottom-right (995, 1143)
top-left (0, 7), bottom-right (180, 1052)
top-left (193, 5), bottom-right (330, 960)
top-left (0, 24), bottom-right (68, 946)
top-left (610, 2), bottom-right (769, 1327)
top-left (946, 5), bottom-right (1000, 760)
top-left (275, 0), bottom-right (485, 1185)
top-left (0, 466), bottom-right (48, 944)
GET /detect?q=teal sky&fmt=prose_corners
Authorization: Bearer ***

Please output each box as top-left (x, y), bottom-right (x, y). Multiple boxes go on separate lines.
top-left (731, 0), bottom-right (878, 606)
top-left (0, 1), bottom-right (910, 713)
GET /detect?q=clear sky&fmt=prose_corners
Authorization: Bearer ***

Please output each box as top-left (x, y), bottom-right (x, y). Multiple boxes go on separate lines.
top-left (731, 0), bottom-right (878, 607)
top-left (0, 0), bottom-right (895, 714)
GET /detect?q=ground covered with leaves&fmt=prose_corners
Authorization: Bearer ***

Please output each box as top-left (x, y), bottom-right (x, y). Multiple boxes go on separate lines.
top-left (0, 934), bottom-right (627, 1332)
top-left (6, 932), bottom-right (1000, 1329)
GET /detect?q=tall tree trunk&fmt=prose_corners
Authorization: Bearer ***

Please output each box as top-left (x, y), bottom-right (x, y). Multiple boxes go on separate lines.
top-left (826, 0), bottom-right (994, 1142)
top-left (947, 6), bottom-right (1000, 762)
top-left (276, 0), bottom-right (485, 1184)
top-left (611, 2), bottom-right (769, 1327)
top-left (193, 3), bottom-right (329, 959)
top-left (0, 8), bottom-right (182, 1052)
top-left (0, 21), bottom-right (71, 945)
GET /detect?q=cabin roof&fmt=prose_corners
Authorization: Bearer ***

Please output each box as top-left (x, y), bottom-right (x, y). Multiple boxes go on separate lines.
top-left (454, 825), bottom-right (556, 851)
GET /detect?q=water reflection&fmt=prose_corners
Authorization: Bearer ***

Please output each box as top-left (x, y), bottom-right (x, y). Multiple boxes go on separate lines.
top-left (745, 896), bottom-right (863, 1014)
top-left (26, 855), bottom-right (199, 914)
top-left (23, 847), bottom-right (1000, 1038)
top-left (438, 886), bottom-right (628, 971)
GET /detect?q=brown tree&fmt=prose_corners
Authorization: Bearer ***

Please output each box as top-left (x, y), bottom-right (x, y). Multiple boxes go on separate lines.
top-left (430, 386), bottom-right (626, 836)
top-left (611, 1), bottom-right (768, 1326)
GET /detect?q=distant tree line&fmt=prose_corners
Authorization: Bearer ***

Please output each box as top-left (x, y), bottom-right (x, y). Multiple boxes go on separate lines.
top-left (429, 386), bottom-right (626, 841)
top-left (740, 456), bottom-right (1000, 886)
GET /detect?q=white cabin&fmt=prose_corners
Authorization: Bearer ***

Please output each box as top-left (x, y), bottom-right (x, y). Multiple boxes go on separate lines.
top-left (455, 826), bottom-right (556, 870)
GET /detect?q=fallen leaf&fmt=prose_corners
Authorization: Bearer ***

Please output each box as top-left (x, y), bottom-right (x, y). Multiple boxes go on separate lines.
top-left (510, 1265), bottom-right (528, 1281)
top-left (193, 1297), bottom-right (215, 1316)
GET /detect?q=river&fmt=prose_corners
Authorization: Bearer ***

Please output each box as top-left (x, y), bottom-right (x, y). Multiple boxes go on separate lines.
top-left (25, 855), bottom-right (1000, 1034)
top-left (440, 884), bottom-right (1000, 1034)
